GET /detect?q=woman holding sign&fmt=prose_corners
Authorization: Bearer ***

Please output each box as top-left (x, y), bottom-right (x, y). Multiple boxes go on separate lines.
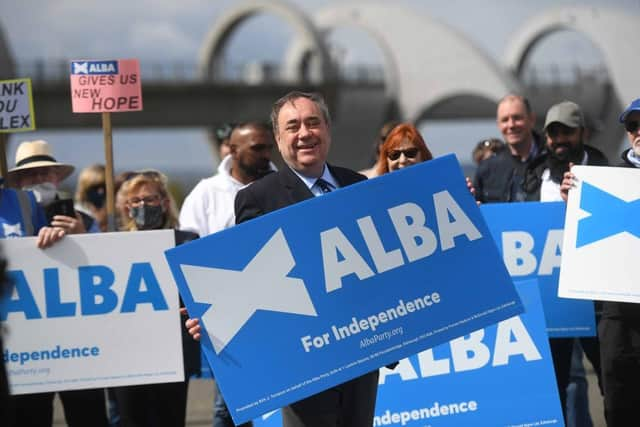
top-left (115, 170), bottom-right (200, 427)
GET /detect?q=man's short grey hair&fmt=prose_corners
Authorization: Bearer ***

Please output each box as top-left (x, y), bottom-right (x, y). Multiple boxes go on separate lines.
top-left (497, 94), bottom-right (533, 115)
top-left (270, 91), bottom-right (331, 134)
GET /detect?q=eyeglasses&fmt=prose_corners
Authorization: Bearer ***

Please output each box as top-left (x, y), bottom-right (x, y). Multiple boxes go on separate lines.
top-left (625, 120), bottom-right (640, 133)
top-left (127, 194), bottom-right (162, 206)
top-left (387, 148), bottom-right (419, 161)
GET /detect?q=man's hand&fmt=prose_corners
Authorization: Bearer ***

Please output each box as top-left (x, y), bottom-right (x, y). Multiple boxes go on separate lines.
top-left (181, 307), bottom-right (202, 341)
top-left (185, 318), bottom-right (202, 341)
top-left (466, 177), bottom-right (480, 205)
top-left (50, 213), bottom-right (86, 234)
top-left (560, 162), bottom-right (576, 203)
top-left (36, 226), bottom-right (65, 249)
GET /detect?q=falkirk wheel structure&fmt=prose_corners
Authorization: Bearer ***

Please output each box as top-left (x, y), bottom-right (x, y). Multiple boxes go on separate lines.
top-left (200, 0), bottom-right (639, 166)
top-left (0, 2), bottom-right (637, 167)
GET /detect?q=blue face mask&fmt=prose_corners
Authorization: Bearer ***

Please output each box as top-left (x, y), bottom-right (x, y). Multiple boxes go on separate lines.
top-left (129, 205), bottom-right (165, 230)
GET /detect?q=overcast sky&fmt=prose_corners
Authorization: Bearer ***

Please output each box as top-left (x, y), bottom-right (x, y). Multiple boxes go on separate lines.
top-left (1, 0), bottom-right (637, 188)
top-left (6, 0), bottom-right (637, 65)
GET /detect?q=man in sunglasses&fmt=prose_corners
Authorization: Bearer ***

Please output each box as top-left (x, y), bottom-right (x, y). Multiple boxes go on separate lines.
top-left (180, 121), bottom-right (275, 427)
top-left (590, 98), bottom-right (640, 427)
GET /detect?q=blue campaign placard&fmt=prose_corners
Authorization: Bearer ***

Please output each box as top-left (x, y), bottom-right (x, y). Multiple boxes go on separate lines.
top-left (165, 154), bottom-right (524, 424)
top-left (253, 280), bottom-right (563, 427)
top-left (372, 279), bottom-right (563, 427)
top-left (481, 202), bottom-right (596, 337)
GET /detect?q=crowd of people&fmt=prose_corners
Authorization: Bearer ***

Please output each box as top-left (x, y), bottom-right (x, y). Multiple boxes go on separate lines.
top-left (0, 89), bottom-right (638, 427)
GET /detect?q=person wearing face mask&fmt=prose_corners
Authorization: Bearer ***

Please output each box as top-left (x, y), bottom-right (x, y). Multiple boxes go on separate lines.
top-left (7, 140), bottom-right (99, 234)
top-left (116, 170), bottom-right (200, 427)
top-left (4, 140), bottom-right (108, 427)
top-left (74, 164), bottom-right (107, 232)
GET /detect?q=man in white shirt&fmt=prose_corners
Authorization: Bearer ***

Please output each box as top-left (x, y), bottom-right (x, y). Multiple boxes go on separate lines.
top-left (179, 121), bottom-right (275, 427)
top-left (180, 122), bottom-right (276, 236)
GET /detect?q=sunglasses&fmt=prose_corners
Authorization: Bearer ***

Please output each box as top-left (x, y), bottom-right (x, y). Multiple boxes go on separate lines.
top-left (625, 120), bottom-right (640, 133)
top-left (387, 148), bottom-right (419, 161)
top-left (123, 170), bottom-right (164, 182)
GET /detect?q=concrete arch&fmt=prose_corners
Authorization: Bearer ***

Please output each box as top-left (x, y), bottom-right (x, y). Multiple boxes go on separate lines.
top-left (504, 5), bottom-right (637, 104)
top-left (198, 0), bottom-right (334, 82)
top-left (504, 5), bottom-right (636, 157)
top-left (287, 3), bottom-right (521, 120)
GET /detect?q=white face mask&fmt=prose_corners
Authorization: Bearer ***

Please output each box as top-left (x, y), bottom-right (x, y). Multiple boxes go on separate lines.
top-left (24, 182), bottom-right (58, 205)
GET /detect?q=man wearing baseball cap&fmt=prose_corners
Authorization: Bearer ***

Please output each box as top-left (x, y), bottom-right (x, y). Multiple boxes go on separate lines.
top-left (526, 101), bottom-right (609, 201)
top-left (520, 101), bottom-right (608, 424)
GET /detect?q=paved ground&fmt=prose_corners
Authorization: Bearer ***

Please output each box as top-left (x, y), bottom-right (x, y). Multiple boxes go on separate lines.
top-left (53, 359), bottom-right (606, 426)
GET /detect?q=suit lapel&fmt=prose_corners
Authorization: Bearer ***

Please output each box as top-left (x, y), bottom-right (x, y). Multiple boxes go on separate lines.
top-left (279, 166), bottom-right (314, 203)
top-left (328, 164), bottom-right (357, 187)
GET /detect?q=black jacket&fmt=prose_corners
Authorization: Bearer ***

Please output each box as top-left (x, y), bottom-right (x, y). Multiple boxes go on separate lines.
top-left (474, 132), bottom-right (546, 203)
top-left (234, 164), bottom-right (366, 224)
top-left (233, 164), bottom-right (380, 427)
top-left (521, 144), bottom-right (609, 201)
top-left (175, 230), bottom-right (202, 378)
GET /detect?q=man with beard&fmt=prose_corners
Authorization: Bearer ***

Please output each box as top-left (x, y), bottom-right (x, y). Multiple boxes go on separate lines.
top-left (180, 122), bottom-right (275, 236)
top-left (179, 121), bottom-right (275, 427)
top-left (524, 101), bottom-right (608, 200)
top-left (523, 100), bottom-right (607, 424)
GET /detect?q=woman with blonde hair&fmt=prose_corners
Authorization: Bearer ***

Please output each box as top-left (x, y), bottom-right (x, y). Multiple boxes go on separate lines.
top-left (118, 170), bottom-right (179, 232)
top-left (114, 169), bottom-right (199, 427)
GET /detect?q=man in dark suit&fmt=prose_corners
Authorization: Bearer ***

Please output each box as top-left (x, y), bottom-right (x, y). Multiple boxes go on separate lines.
top-left (234, 91), bottom-right (378, 427)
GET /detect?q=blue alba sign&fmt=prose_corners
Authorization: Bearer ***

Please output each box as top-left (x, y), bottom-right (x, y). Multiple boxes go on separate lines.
top-left (254, 280), bottom-right (564, 427)
top-left (166, 154), bottom-right (524, 424)
top-left (481, 201), bottom-right (595, 337)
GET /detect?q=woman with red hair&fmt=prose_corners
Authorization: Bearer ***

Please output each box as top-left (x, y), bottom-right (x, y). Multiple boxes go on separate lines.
top-left (375, 123), bottom-right (433, 175)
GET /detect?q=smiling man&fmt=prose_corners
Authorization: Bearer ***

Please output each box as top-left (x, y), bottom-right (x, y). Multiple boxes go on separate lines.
top-left (529, 101), bottom-right (608, 202)
top-left (233, 91), bottom-right (378, 427)
top-left (474, 95), bottom-right (546, 203)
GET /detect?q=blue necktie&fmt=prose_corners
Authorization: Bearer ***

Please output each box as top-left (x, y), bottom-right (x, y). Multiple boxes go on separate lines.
top-left (315, 178), bottom-right (334, 194)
